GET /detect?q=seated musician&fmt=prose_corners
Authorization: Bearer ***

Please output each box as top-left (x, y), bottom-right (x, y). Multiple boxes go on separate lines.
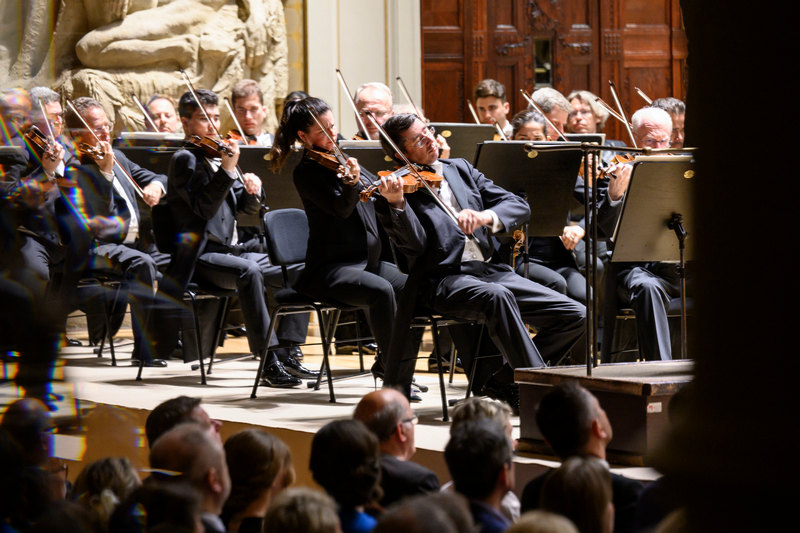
top-left (597, 106), bottom-right (681, 362)
top-left (145, 94), bottom-right (182, 134)
top-left (650, 97), bottom-right (686, 148)
top-left (269, 97), bottom-right (409, 389)
top-left (530, 88), bottom-right (573, 140)
top-left (168, 88), bottom-right (313, 387)
top-left (354, 82), bottom-right (394, 140)
top-left (473, 79), bottom-right (513, 138)
top-left (375, 113), bottom-right (586, 411)
top-left (229, 79), bottom-right (274, 146)
top-left (64, 97), bottom-right (168, 366)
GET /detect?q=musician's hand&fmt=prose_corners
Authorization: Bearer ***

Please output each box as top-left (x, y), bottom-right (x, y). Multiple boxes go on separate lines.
top-left (142, 182), bottom-right (164, 207)
top-left (560, 225), bottom-right (585, 250)
top-left (242, 172), bottom-right (262, 195)
top-left (342, 157), bottom-right (361, 186)
top-left (220, 139), bottom-right (240, 173)
top-left (96, 141), bottom-right (114, 174)
top-left (42, 143), bottom-right (64, 176)
top-left (378, 173), bottom-right (405, 209)
top-left (457, 209), bottom-right (493, 235)
top-left (607, 162), bottom-right (632, 201)
top-left (436, 134), bottom-right (451, 159)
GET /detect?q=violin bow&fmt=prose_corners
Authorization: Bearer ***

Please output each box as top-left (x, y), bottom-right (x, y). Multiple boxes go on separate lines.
top-left (520, 89), bottom-right (568, 141)
top-left (304, 103), bottom-right (370, 188)
top-left (466, 100), bottom-right (481, 125)
top-left (365, 111), bottom-right (479, 242)
top-left (396, 76), bottom-right (425, 121)
top-left (335, 69), bottom-right (370, 139)
top-left (634, 86), bottom-right (653, 105)
top-left (608, 80), bottom-right (638, 148)
top-left (35, 100), bottom-right (58, 161)
top-left (65, 99), bottom-right (144, 198)
top-left (223, 97), bottom-right (250, 143)
top-left (594, 96), bottom-right (631, 128)
top-left (131, 94), bottom-right (160, 132)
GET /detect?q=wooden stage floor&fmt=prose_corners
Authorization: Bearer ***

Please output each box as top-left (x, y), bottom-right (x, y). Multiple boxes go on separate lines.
top-left (0, 316), bottom-right (661, 492)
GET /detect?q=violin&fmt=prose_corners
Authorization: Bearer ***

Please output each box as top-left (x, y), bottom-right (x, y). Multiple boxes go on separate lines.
top-left (511, 229), bottom-right (525, 269)
top-left (359, 164), bottom-right (442, 202)
top-left (24, 126), bottom-right (58, 162)
top-left (598, 153), bottom-right (635, 180)
top-left (77, 142), bottom-right (105, 160)
top-left (184, 134), bottom-right (236, 158)
top-left (226, 129), bottom-right (259, 146)
top-left (304, 147), bottom-right (359, 182)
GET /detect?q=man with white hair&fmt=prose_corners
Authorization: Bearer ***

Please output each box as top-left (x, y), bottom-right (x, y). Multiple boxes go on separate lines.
top-left (354, 82), bottom-right (394, 140)
top-left (600, 106), bottom-right (680, 362)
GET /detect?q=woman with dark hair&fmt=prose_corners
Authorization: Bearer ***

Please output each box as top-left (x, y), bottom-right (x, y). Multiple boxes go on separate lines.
top-left (309, 419), bottom-right (383, 533)
top-left (221, 429), bottom-right (295, 532)
top-left (540, 456), bottom-right (614, 533)
top-left (70, 457), bottom-right (141, 529)
top-left (269, 97), bottom-right (407, 383)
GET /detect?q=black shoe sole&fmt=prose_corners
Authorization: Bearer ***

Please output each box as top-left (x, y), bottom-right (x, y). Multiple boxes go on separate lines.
top-left (260, 378), bottom-right (301, 388)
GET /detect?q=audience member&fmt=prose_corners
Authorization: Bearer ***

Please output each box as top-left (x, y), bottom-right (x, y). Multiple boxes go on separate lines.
top-left (449, 397), bottom-right (518, 523)
top-left (70, 456), bottom-right (142, 529)
top-left (520, 382), bottom-right (642, 533)
top-left (375, 492), bottom-right (474, 533)
top-left (309, 419), bottom-right (383, 533)
top-left (144, 396), bottom-right (222, 448)
top-left (148, 423), bottom-right (231, 533)
top-left (506, 510), bottom-right (578, 533)
top-left (539, 456), bottom-right (614, 533)
top-left (353, 388), bottom-right (440, 506)
top-left (221, 429), bottom-right (295, 532)
top-left (445, 419), bottom-right (515, 533)
top-left (109, 480), bottom-right (204, 533)
top-left (262, 487), bottom-right (342, 533)
top-left (29, 500), bottom-right (105, 533)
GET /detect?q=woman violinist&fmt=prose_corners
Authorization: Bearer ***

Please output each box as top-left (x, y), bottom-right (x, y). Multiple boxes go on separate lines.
top-left (270, 97), bottom-right (408, 382)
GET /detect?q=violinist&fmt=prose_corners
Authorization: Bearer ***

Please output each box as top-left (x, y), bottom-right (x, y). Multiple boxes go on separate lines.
top-left (473, 79), bottom-right (513, 138)
top-left (167, 88), bottom-right (312, 386)
top-left (566, 89), bottom-right (627, 166)
top-left (228, 79), bottom-right (274, 146)
top-left (354, 82), bottom-right (394, 140)
top-left (530, 88), bottom-right (572, 140)
top-left (650, 97), bottom-right (686, 148)
top-left (145, 94), bottom-right (182, 134)
top-left (375, 113), bottom-right (586, 411)
top-left (598, 106), bottom-right (681, 362)
top-left (64, 97), bottom-right (167, 366)
top-left (270, 96), bottom-right (408, 388)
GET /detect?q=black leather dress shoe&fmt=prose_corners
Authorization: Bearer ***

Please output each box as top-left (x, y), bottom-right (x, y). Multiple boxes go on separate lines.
top-left (66, 337), bottom-right (83, 347)
top-left (288, 345), bottom-right (304, 360)
top-left (481, 379), bottom-right (520, 415)
top-left (260, 361), bottom-right (302, 388)
top-left (281, 354), bottom-right (320, 379)
top-left (227, 326), bottom-right (247, 338)
top-left (336, 342), bottom-right (378, 355)
top-left (131, 358), bottom-right (168, 368)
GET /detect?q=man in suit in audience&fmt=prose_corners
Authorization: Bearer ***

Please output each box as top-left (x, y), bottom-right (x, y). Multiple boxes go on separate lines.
top-left (353, 388), bottom-right (440, 506)
top-left (520, 381), bottom-right (642, 533)
top-left (167, 88), bottom-right (312, 387)
top-left (445, 419), bottom-right (515, 533)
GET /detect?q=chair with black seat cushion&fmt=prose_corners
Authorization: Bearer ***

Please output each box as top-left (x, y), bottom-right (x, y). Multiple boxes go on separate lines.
top-left (149, 203), bottom-right (236, 383)
top-left (251, 208), bottom-right (371, 402)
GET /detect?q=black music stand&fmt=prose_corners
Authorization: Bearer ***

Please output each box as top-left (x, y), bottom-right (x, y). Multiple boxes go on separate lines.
top-left (609, 155), bottom-right (695, 359)
top-left (430, 123), bottom-right (495, 164)
top-left (474, 140), bottom-right (582, 278)
top-left (116, 132), bottom-right (185, 148)
top-left (339, 140), bottom-right (396, 176)
top-left (565, 133), bottom-right (606, 144)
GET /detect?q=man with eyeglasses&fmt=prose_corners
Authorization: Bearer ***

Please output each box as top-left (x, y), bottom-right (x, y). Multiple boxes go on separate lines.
top-left (353, 388), bottom-right (440, 507)
top-left (64, 96), bottom-right (168, 366)
top-left (375, 113), bottom-right (586, 413)
top-left (354, 82), bottom-right (394, 140)
top-left (598, 106), bottom-right (682, 362)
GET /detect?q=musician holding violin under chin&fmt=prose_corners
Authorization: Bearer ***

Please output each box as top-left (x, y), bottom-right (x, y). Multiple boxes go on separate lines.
top-left (164, 88), bottom-right (313, 387)
top-left (374, 113), bottom-right (586, 411)
top-left (270, 96), bottom-right (409, 389)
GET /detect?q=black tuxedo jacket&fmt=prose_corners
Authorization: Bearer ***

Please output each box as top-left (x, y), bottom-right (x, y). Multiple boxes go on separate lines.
top-left (379, 454), bottom-right (440, 507)
top-left (376, 158), bottom-right (530, 278)
top-left (293, 153), bottom-right (382, 274)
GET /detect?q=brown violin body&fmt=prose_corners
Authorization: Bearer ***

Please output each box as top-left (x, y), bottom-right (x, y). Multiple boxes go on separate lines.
top-left (24, 126), bottom-right (57, 162)
top-left (78, 142), bottom-right (105, 160)
top-left (360, 165), bottom-right (442, 202)
top-left (185, 134), bottom-right (235, 157)
top-left (598, 153), bottom-right (635, 180)
top-left (226, 129), bottom-right (259, 146)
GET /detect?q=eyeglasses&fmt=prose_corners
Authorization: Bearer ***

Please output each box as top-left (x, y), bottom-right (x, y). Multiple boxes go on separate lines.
top-left (401, 414), bottom-right (418, 425)
top-left (72, 123), bottom-right (113, 136)
top-left (409, 125), bottom-right (436, 149)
